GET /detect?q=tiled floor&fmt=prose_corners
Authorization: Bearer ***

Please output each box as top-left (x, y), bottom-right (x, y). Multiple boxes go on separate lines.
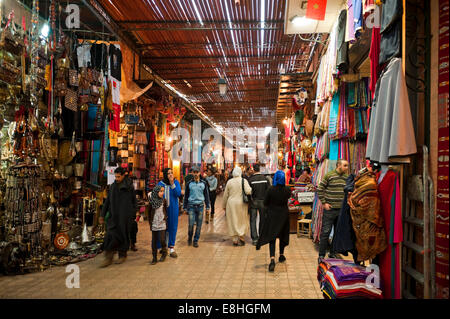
top-left (0, 195), bottom-right (325, 299)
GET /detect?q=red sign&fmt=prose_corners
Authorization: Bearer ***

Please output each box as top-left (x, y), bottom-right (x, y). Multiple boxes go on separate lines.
top-left (306, 0), bottom-right (327, 21)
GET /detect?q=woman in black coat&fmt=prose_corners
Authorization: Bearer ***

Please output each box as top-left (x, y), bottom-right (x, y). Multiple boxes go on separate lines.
top-left (256, 170), bottom-right (292, 272)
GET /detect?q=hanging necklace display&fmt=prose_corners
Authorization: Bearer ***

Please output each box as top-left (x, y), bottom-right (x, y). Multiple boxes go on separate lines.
top-left (4, 164), bottom-right (42, 269)
top-left (29, 0), bottom-right (40, 109)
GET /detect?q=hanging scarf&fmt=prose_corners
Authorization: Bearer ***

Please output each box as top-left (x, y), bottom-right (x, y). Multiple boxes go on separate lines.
top-left (150, 185), bottom-right (164, 209)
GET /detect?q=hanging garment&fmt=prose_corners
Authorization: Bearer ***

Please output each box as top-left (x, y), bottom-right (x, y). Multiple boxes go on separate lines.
top-left (109, 103), bottom-right (121, 133)
top-left (90, 43), bottom-right (108, 70)
top-left (336, 10), bottom-right (349, 73)
top-left (379, 0), bottom-right (403, 65)
top-left (77, 44), bottom-right (92, 68)
top-left (328, 91), bottom-right (340, 139)
top-left (348, 171), bottom-right (387, 261)
top-left (346, 0), bottom-right (356, 42)
top-left (353, 0), bottom-right (363, 36)
top-left (109, 44), bottom-right (122, 81)
top-left (365, 58), bottom-right (417, 163)
top-left (369, 27), bottom-right (381, 99)
top-left (377, 169), bottom-right (403, 299)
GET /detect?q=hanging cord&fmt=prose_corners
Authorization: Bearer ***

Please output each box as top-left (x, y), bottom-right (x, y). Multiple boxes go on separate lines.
top-left (302, 33), bottom-right (326, 45)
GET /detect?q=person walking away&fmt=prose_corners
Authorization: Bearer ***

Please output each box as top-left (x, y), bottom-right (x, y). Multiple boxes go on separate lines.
top-left (157, 168), bottom-right (182, 258)
top-left (183, 167), bottom-right (211, 247)
top-left (148, 185), bottom-right (169, 264)
top-left (245, 166), bottom-right (254, 180)
top-left (317, 159), bottom-right (349, 263)
top-left (223, 167), bottom-right (253, 246)
top-left (99, 167), bottom-right (138, 267)
top-left (248, 164), bottom-right (271, 246)
top-left (256, 170), bottom-right (291, 272)
top-left (205, 169), bottom-right (218, 224)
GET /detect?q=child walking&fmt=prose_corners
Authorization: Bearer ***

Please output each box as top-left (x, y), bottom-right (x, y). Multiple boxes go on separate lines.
top-left (149, 185), bottom-right (168, 265)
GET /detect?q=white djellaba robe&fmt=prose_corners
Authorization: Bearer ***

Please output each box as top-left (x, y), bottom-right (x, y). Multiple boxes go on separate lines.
top-left (223, 167), bottom-right (253, 239)
top-left (366, 58), bottom-right (417, 163)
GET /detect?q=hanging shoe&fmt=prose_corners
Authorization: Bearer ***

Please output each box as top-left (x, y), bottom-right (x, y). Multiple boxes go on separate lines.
top-left (279, 255), bottom-right (286, 263)
top-left (160, 251), bottom-right (167, 262)
top-left (268, 260), bottom-right (275, 272)
top-left (130, 244), bottom-right (138, 252)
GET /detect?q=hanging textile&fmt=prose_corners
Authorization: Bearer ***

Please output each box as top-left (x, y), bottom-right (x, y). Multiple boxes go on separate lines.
top-left (436, 0), bottom-right (450, 298)
top-left (369, 26), bottom-right (381, 99)
top-left (348, 170), bottom-right (387, 262)
top-left (379, 0), bottom-right (402, 65)
top-left (346, 0), bottom-right (356, 43)
top-left (365, 58), bottom-right (417, 163)
top-left (336, 10), bottom-right (349, 73)
top-left (377, 169), bottom-right (403, 299)
top-left (328, 91), bottom-right (340, 139)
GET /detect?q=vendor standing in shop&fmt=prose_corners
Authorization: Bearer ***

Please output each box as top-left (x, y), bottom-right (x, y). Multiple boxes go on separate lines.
top-left (297, 167), bottom-right (312, 184)
top-left (317, 159), bottom-right (349, 263)
top-left (99, 167), bottom-right (138, 268)
top-left (157, 168), bottom-right (182, 258)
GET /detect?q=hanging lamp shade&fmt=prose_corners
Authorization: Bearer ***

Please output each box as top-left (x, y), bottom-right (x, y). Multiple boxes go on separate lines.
top-left (218, 78), bottom-right (227, 96)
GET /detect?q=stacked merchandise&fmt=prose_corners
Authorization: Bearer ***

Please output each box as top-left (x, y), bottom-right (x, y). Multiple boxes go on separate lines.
top-left (131, 128), bottom-right (148, 192)
top-left (318, 259), bottom-right (383, 299)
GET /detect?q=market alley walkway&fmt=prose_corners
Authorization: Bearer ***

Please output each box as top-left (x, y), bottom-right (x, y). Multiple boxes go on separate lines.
top-left (0, 195), bottom-right (323, 299)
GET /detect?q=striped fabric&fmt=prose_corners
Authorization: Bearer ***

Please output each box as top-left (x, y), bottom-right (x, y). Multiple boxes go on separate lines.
top-left (317, 169), bottom-right (348, 209)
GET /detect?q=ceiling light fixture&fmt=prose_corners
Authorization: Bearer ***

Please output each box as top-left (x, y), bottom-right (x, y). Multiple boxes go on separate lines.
top-left (218, 78), bottom-right (227, 96)
top-left (289, 15), bottom-right (315, 27)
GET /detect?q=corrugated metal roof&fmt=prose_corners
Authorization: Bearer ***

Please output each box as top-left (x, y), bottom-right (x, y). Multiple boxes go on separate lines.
top-left (99, 0), bottom-right (321, 128)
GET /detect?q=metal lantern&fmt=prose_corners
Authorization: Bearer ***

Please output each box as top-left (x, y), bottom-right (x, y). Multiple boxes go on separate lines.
top-left (218, 78), bottom-right (227, 96)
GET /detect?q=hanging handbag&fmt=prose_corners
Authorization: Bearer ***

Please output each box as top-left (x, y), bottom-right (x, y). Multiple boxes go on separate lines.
top-left (242, 178), bottom-right (249, 203)
top-left (65, 89), bottom-right (78, 111)
top-left (79, 94), bottom-right (90, 105)
top-left (69, 69), bottom-right (79, 86)
top-left (54, 80), bottom-right (67, 97)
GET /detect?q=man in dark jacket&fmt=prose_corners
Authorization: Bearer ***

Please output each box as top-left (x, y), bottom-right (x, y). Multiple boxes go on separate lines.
top-left (99, 167), bottom-right (138, 267)
top-left (183, 167), bottom-right (210, 247)
top-left (248, 164), bottom-right (271, 245)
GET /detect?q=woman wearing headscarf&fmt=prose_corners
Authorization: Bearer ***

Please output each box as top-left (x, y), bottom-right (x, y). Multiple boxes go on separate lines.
top-left (157, 167), bottom-right (182, 257)
top-left (256, 170), bottom-right (292, 272)
top-left (223, 166), bottom-right (253, 246)
top-left (148, 185), bottom-right (168, 265)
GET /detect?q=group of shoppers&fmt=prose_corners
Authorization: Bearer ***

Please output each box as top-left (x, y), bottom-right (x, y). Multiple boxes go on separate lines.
top-left (99, 158), bottom-right (345, 272)
top-left (222, 164), bottom-right (293, 272)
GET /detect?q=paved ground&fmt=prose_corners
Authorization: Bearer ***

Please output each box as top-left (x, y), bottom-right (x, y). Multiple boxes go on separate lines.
top-left (0, 195), bottom-right (325, 299)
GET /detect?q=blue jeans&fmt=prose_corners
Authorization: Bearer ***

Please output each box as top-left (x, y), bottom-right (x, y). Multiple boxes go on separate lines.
top-left (187, 204), bottom-right (204, 243)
